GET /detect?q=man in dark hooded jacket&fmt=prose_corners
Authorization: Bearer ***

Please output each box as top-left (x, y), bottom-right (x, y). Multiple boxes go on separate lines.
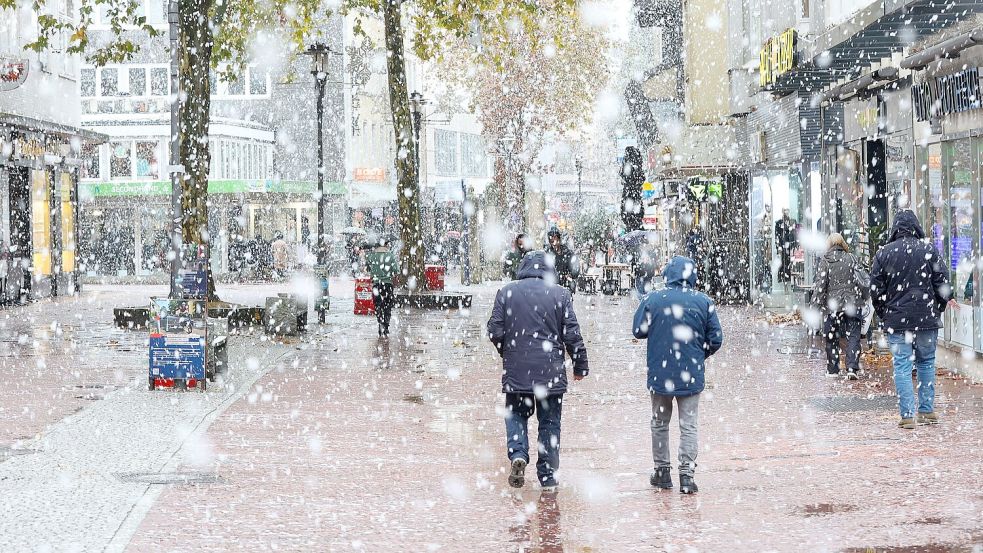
top-left (487, 250), bottom-right (589, 490)
top-left (870, 210), bottom-right (953, 429)
top-left (633, 256), bottom-right (723, 494)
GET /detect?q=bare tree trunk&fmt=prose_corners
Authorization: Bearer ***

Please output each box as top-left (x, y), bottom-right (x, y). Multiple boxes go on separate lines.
top-left (382, 0), bottom-right (425, 289)
top-left (178, 0), bottom-right (217, 300)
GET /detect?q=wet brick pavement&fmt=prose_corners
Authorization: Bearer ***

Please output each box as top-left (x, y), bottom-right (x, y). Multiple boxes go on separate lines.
top-left (120, 285), bottom-right (983, 552)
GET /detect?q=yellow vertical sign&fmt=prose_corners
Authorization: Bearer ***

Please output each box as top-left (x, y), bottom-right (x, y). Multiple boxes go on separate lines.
top-left (31, 170), bottom-right (52, 276)
top-left (61, 173), bottom-right (75, 272)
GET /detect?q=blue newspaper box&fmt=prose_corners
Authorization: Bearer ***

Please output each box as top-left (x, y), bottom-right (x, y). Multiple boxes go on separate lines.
top-left (149, 298), bottom-right (207, 391)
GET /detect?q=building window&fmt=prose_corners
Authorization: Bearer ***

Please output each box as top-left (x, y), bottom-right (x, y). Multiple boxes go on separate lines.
top-left (460, 134), bottom-right (487, 177)
top-left (226, 76), bottom-right (245, 96)
top-left (150, 67), bottom-right (168, 95)
top-left (110, 142), bottom-right (133, 178)
top-left (135, 141), bottom-right (159, 178)
top-left (80, 143), bottom-right (101, 179)
top-left (100, 67), bottom-right (118, 96)
top-left (80, 67), bottom-right (96, 97)
top-left (435, 129), bottom-right (458, 176)
top-left (128, 67), bottom-right (147, 96)
top-left (248, 67), bottom-right (268, 95)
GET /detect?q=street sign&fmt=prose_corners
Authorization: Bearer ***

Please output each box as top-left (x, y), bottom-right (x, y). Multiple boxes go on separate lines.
top-left (0, 58), bottom-right (29, 91)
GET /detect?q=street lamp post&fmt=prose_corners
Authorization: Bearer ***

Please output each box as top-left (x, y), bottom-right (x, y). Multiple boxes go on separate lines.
top-left (575, 155), bottom-right (583, 218)
top-left (304, 42), bottom-right (331, 321)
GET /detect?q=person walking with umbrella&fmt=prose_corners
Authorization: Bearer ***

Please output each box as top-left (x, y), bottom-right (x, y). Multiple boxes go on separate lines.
top-left (365, 235), bottom-right (400, 337)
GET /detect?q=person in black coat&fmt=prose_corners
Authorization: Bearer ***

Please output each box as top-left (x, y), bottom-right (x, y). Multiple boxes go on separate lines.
top-left (546, 229), bottom-right (579, 293)
top-left (869, 210), bottom-right (955, 429)
top-left (775, 209), bottom-right (797, 284)
top-left (487, 250), bottom-right (589, 490)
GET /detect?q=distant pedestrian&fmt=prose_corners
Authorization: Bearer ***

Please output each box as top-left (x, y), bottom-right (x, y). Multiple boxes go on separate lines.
top-left (546, 229), bottom-right (579, 293)
top-left (503, 233), bottom-right (527, 280)
top-left (271, 232), bottom-right (290, 278)
top-left (365, 236), bottom-right (399, 337)
top-left (634, 246), bottom-right (658, 297)
top-left (812, 233), bottom-right (868, 379)
top-left (487, 251), bottom-right (589, 491)
top-left (870, 210), bottom-right (955, 430)
top-left (632, 256), bottom-right (723, 493)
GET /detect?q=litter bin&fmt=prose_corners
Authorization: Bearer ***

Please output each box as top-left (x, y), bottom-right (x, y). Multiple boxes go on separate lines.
top-left (354, 277), bottom-right (375, 315)
top-left (424, 265), bottom-right (445, 291)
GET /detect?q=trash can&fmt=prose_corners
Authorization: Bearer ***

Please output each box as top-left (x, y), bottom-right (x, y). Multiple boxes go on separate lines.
top-left (424, 265), bottom-right (445, 291)
top-left (354, 277), bottom-right (375, 315)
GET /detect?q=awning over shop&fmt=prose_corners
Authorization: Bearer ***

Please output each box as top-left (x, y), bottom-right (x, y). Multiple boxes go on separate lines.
top-left (901, 29), bottom-right (983, 70)
top-left (768, 0), bottom-right (983, 94)
top-left (820, 67), bottom-right (901, 104)
top-left (0, 112), bottom-right (108, 144)
top-left (79, 179), bottom-right (345, 199)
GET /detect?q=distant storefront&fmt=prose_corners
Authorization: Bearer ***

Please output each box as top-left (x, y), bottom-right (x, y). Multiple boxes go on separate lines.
top-left (1, 114), bottom-right (105, 302)
top-left (909, 58), bottom-right (983, 354)
top-left (78, 178), bottom-right (346, 276)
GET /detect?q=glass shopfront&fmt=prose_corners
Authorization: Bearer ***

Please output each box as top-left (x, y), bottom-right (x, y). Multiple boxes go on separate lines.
top-left (749, 168), bottom-right (804, 307)
top-left (916, 137), bottom-right (983, 352)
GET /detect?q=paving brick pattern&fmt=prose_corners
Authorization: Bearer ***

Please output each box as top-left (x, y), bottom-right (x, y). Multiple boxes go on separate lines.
top-left (124, 288), bottom-right (983, 552)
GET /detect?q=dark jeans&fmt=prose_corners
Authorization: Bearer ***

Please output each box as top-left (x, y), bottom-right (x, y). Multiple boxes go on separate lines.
top-left (823, 312), bottom-right (861, 374)
top-left (505, 393), bottom-right (563, 486)
top-left (372, 283), bottom-right (394, 330)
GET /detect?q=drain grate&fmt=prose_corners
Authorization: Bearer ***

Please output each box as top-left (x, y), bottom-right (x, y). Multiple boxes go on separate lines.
top-left (0, 446), bottom-right (39, 461)
top-left (809, 395), bottom-right (897, 412)
top-left (116, 471), bottom-right (224, 485)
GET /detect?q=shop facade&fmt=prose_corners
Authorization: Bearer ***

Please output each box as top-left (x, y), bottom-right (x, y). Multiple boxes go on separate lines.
top-left (745, 91), bottom-right (839, 308)
top-left (909, 55), bottom-right (983, 353)
top-left (1, 115), bottom-right (105, 303)
top-left (78, 179), bottom-right (346, 277)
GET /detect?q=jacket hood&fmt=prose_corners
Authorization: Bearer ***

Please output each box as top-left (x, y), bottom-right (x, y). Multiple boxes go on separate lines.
top-left (516, 250), bottom-right (555, 280)
top-left (889, 210), bottom-right (926, 241)
top-left (663, 256), bottom-right (697, 288)
top-left (824, 245), bottom-right (847, 260)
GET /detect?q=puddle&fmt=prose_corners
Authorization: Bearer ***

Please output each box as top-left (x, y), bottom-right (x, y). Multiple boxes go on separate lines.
top-left (402, 394), bottom-right (425, 404)
top-left (798, 503), bottom-right (858, 517)
top-left (0, 445), bottom-right (40, 461)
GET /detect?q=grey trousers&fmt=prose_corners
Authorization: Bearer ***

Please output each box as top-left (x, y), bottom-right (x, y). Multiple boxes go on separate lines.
top-left (651, 392), bottom-right (700, 476)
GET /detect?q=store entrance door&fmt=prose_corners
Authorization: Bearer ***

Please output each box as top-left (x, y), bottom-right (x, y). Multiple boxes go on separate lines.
top-left (865, 140), bottom-right (889, 263)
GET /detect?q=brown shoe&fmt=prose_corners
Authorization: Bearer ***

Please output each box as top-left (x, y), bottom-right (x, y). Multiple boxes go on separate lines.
top-left (917, 412), bottom-right (940, 425)
top-left (898, 418), bottom-right (916, 430)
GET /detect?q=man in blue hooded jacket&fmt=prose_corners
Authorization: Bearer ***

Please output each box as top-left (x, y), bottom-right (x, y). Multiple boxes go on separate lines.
top-left (633, 256), bottom-right (723, 493)
top-left (487, 250), bottom-right (589, 491)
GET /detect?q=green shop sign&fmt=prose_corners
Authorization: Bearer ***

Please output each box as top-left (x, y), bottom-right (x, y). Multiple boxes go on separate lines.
top-left (80, 179), bottom-right (344, 197)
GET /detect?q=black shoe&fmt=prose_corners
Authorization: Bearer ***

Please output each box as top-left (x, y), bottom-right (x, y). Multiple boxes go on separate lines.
top-left (650, 467), bottom-right (672, 489)
top-left (846, 369), bottom-right (859, 380)
top-left (508, 457), bottom-right (527, 488)
top-left (679, 474), bottom-right (698, 494)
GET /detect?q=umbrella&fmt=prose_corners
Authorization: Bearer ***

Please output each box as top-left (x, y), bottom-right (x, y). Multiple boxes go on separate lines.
top-left (618, 230), bottom-right (650, 249)
top-left (340, 226), bottom-right (366, 235)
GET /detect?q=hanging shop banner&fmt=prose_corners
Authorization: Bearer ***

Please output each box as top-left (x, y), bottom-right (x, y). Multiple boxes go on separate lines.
top-left (759, 29), bottom-right (798, 88)
top-left (911, 67), bottom-right (982, 122)
top-left (0, 58), bottom-right (29, 91)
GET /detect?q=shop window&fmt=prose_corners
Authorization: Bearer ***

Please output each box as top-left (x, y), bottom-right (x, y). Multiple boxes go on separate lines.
top-left (248, 67), bottom-right (268, 95)
top-left (61, 174), bottom-right (75, 272)
top-left (150, 67), bottom-right (168, 95)
top-left (100, 67), bottom-right (118, 96)
top-left (31, 171), bottom-right (52, 276)
top-left (80, 67), bottom-right (96, 97)
top-left (135, 141), bottom-right (158, 178)
top-left (80, 143), bottom-right (101, 179)
top-left (128, 67), bottom-right (147, 96)
top-left (110, 142), bottom-right (133, 178)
